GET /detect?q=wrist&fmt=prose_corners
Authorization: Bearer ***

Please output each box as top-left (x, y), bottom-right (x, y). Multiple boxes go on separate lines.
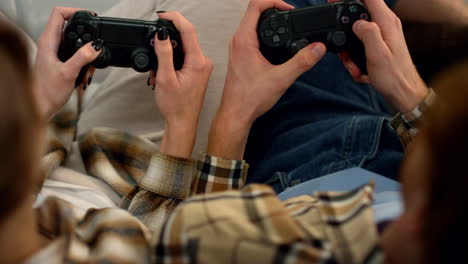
top-left (207, 107), bottom-right (253, 160)
top-left (392, 76), bottom-right (429, 113)
top-left (160, 121), bottom-right (198, 158)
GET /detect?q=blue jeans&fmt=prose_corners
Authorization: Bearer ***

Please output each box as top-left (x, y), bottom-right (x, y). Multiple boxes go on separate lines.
top-left (244, 0), bottom-right (403, 193)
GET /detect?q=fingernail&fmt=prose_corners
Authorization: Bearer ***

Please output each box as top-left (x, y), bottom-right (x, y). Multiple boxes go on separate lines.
top-left (147, 77), bottom-right (151, 86)
top-left (92, 39), bottom-right (104, 51)
top-left (83, 83), bottom-right (88, 91)
top-left (310, 44), bottom-right (326, 57)
top-left (151, 85), bottom-right (155, 91)
top-left (353, 20), bottom-right (364, 33)
top-left (88, 75), bottom-right (93, 86)
top-left (88, 10), bottom-right (98, 16)
top-left (158, 27), bottom-right (168, 41)
top-left (156, 11), bottom-right (167, 14)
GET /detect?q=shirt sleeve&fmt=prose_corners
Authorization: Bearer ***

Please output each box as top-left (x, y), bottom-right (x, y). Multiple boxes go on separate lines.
top-left (191, 153), bottom-right (249, 194)
top-left (119, 151), bottom-right (248, 232)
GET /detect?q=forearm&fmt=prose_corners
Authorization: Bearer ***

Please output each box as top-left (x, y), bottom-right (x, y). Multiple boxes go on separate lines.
top-left (394, 0), bottom-right (468, 25)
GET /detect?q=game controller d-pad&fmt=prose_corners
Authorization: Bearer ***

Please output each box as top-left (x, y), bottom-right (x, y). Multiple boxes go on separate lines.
top-left (58, 11), bottom-right (185, 86)
top-left (258, 0), bottom-right (371, 74)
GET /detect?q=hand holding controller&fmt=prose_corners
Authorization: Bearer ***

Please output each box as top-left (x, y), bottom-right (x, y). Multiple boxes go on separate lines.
top-left (258, 0), bottom-right (370, 74)
top-left (58, 11), bottom-right (185, 87)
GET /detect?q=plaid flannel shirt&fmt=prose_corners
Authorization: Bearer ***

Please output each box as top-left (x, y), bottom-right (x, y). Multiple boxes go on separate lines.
top-left (29, 94), bottom-right (382, 264)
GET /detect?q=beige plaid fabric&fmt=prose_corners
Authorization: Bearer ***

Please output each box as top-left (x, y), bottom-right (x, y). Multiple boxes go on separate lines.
top-left (30, 95), bottom-right (381, 263)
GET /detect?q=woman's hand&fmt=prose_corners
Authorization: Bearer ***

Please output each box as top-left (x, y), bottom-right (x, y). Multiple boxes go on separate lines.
top-left (207, 0), bottom-right (326, 160)
top-left (150, 12), bottom-right (213, 158)
top-left (339, 0), bottom-right (429, 113)
top-left (34, 7), bottom-right (102, 119)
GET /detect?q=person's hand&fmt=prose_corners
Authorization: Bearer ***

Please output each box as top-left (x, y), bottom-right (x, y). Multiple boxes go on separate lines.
top-left (149, 12), bottom-right (213, 158)
top-left (34, 7), bottom-right (102, 119)
top-left (339, 0), bottom-right (429, 113)
top-left (207, 0), bottom-right (327, 160)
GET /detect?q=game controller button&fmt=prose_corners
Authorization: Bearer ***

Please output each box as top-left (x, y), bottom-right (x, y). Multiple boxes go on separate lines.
top-left (171, 40), bottom-right (178, 48)
top-left (341, 16), bottom-right (350, 24)
top-left (291, 39), bottom-right (309, 53)
top-left (277, 27), bottom-right (287, 34)
top-left (77, 25), bottom-right (85, 35)
top-left (349, 5), bottom-right (359, 13)
top-left (330, 31), bottom-right (347, 47)
top-left (360, 13), bottom-right (369, 21)
top-left (134, 53), bottom-right (150, 69)
top-left (272, 34), bottom-right (281, 43)
top-left (82, 33), bottom-right (92, 42)
top-left (75, 38), bottom-right (84, 48)
top-left (68, 32), bottom-right (79, 40)
top-left (265, 29), bottom-right (274, 37)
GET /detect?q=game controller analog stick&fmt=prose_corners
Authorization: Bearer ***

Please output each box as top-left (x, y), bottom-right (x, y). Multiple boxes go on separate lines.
top-left (58, 11), bottom-right (184, 86)
top-left (291, 39), bottom-right (310, 53)
top-left (258, 0), bottom-right (370, 74)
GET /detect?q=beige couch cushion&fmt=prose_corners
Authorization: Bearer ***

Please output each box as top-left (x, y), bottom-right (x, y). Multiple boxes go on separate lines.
top-left (78, 0), bottom-right (249, 155)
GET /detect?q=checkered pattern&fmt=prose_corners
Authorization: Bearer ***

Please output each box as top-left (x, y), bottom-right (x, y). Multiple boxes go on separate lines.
top-left (31, 94), bottom-right (380, 263)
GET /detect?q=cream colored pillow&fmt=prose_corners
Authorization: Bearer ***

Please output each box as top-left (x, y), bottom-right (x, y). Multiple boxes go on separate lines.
top-left (79, 0), bottom-right (249, 155)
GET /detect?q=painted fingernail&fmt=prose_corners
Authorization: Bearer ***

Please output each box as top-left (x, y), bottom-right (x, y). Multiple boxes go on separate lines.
top-left (151, 85), bottom-right (155, 91)
top-left (156, 11), bottom-right (167, 14)
top-left (158, 27), bottom-right (168, 41)
top-left (88, 75), bottom-right (93, 86)
top-left (92, 39), bottom-right (104, 51)
top-left (147, 77), bottom-right (151, 86)
top-left (88, 10), bottom-right (98, 16)
top-left (83, 83), bottom-right (88, 91)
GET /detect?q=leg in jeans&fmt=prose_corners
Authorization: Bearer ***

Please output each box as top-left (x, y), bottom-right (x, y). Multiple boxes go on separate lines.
top-left (244, 0), bottom-right (403, 192)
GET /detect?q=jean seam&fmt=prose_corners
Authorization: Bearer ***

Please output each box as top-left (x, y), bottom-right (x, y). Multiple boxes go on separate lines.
top-left (358, 117), bottom-right (385, 167)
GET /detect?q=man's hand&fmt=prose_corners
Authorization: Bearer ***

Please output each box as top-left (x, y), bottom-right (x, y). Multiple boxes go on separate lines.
top-left (35, 7), bottom-right (101, 119)
top-left (207, 0), bottom-right (326, 160)
top-left (341, 0), bottom-right (429, 113)
top-left (150, 12), bottom-right (213, 158)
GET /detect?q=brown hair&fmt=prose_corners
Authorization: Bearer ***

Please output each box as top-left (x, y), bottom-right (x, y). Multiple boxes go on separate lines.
top-left (0, 22), bottom-right (42, 221)
top-left (421, 61), bottom-right (468, 263)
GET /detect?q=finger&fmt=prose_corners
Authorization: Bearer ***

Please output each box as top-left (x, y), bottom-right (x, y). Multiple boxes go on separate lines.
top-left (149, 70), bottom-right (156, 86)
top-left (158, 12), bottom-right (204, 65)
top-left (339, 52), bottom-right (364, 80)
top-left (240, 0), bottom-right (294, 41)
top-left (273, 42), bottom-right (326, 85)
top-left (353, 20), bottom-right (388, 61)
top-left (361, 0), bottom-right (394, 25)
top-left (81, 67), bottom-right (96, 89)
top-left (154, 27), bottom-right (178, 86)
top-left (41, 7), bottom-right (86, 52)
top-left (62, 42), bottom-right (102, 80)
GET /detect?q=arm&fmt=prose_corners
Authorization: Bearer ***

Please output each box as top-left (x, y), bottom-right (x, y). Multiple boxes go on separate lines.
top-left (207, 0), bottom-right (326, 160)
top-left (393, 0), bottom-right (468, 25)
top-left (150, 12), bottom-right (213, 158)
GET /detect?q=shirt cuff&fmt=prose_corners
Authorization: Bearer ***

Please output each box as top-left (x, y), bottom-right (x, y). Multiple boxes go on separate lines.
top-left (139, 152), bottom-right (195, 200)
top-left (192, 153), bottom-right (249, 194)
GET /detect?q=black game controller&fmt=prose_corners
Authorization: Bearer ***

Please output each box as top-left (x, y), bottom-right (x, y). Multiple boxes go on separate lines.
top-left (59, 11), bottom-right (185, 87)
top-left (258, 0), bottom-right (371, 74)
